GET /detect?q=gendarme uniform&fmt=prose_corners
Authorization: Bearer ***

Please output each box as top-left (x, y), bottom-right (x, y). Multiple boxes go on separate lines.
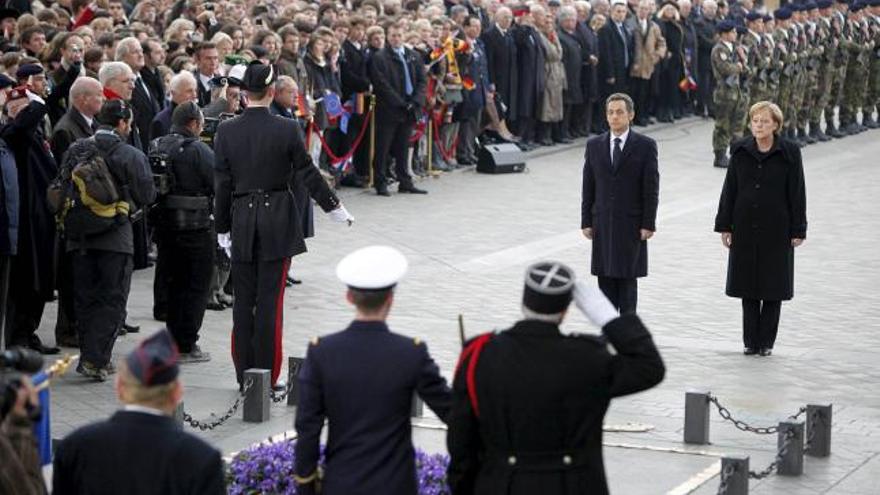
top-left (447, 262), bottom-right (665, 495)
top-left (866, 0), bottom-right (880, 128)
top-left (293, 246), bottom-right (452, 495)
top-left (711, 20), bottom-right (742, 167)
top-left (214, 62), bottom-right (346, 387)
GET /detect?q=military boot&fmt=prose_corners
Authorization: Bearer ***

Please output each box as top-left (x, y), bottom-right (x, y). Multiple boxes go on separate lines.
top-left (829, 125), bottom-right (846, 138)
top-left (863, 116), bottom-right (879, 129)
top-left (786, 128), bottom-right (804, 147)
top-left (810, 124), bottom-right (831, 142)
top-left (713, 150), bottom-right (728, 168)
top-left (842, 122), bottom-right (861, 135)
top-left (799, 128), bottom-right (816, 145)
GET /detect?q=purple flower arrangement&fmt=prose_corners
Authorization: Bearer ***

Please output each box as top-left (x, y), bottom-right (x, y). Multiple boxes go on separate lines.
top-left (227, 440), bottom-right (451, 495)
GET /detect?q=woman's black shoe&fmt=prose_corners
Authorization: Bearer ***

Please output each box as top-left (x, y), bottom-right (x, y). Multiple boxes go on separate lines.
top-left (759, 348), bottom-right (773, 356)
top-left (743, 347), bottom-right (758, 355)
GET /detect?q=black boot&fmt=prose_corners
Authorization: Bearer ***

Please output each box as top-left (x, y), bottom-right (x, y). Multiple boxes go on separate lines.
top-left (863, 116), bottom-right (879, 129)
top-left (799, 128), bottom-right (816, 145)
top-left (713, 150), bottom-right (728, 168)
top-left (810, 125), bottom-right (831, 142)
top-left (829, 125), bottom-right (846, 138)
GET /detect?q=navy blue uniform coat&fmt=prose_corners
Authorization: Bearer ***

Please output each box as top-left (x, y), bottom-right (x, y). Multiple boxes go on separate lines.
top-left (294, 320), bottom-right (452, 495)
top-left (447, 315), bottom-right (665, 495)
top-left (53, 410), bottom-right (225, 495)
top-left (581, 130), bottom-right (659, 278)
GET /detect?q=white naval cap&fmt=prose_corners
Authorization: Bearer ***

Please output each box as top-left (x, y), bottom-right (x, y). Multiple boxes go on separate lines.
top-left (610, 0), bottom-right (627, 6)
top-left (336, 245), bottom-right (409, 290)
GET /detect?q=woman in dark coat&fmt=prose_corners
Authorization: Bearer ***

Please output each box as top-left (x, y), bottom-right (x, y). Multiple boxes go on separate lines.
top-left (656, 2), bottom-right (684, 122)
top-left (714, 101), bottom-right (807, 356)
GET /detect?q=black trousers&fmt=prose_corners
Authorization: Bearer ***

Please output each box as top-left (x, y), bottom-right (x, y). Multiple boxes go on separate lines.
top-left (512, 116), bottom-right (536, 143)
top-left (598, 277), bottom-right (638, 314)
top-left (347, 113), bottom-right (370, 178)
top-left (73, 250), bottom-right (131, 367)
top-left (152, 233), bottom-right (171, 320)
top-left (741, 299), bottom-right (781, 350)
top-left (157, 228), bottom-right (214, 353)
top-left (0, 255), bottom-right (10, 349)
top-left (630, 77), bottom-right (651, 124)
top-left (54, 246), bottom-right (78, 343)
top-left (374, 117), bottom-right (414, 188)
top-left (231, 255), bottom-right (289, 386)
top-left (6, 257), bottom-right (47, 347)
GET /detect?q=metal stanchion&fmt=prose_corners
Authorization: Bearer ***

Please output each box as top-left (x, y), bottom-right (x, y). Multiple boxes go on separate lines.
top-left (287, 357), bottom-right (304, 407)
top-left (719, 456), bottom-right (750, 495)
top-left (776, 421), bottom-right (804, 476)
top-left (368, 95), bottom-right (376, 189)
top-left (242, 369), bottom-right (271, 423)
top-left (411, 394), bottom-right (424, 418)
top-left (805, 404), bottom-right (832, 457)
top-left (684, 390), bottom-right (711, 444)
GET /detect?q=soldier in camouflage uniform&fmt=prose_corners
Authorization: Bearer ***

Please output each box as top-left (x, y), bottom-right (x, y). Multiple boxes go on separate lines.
top-left (763, 15), bottom-right (782, 104)
top-left (826, 0), bottom-right (852, 137)
top-left (864, 0), bottom-right (880, 127)
top-left (732, 26), bottom-right (750, 137)
top-left (711, 20), bottom-right (742, 168)
top-left (743, 12), bottom-right (769, 110)
top-left (839, 2), bottom-right (873, 134)
top-left (812, 0), bottom-right (838, 140)
top-left (790, 4), bottom-right (814, 145)
top-left (773, 8), bottom-right (798, 142)
top-left (799, 2), bottom-right (825, 142)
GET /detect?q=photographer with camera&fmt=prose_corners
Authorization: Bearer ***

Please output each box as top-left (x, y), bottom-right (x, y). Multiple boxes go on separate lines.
top-left (66, 100), bottom-right (155, 381)
top-left (149, 102), bottom-right (215, 363)
top-left (0, 347), bottom-right (46, 495)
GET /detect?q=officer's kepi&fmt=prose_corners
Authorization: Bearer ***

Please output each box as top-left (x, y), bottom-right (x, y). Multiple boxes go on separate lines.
top-left (242, 61), bottom-right (277, 92)
top-left (337, 245), bottom-right (409, 291)
top-left (522, 262), bottom-right (575, 314)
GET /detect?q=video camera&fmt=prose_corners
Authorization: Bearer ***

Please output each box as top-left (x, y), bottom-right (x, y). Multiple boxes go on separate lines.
top-left (0, 347), bottom-right (43, 422)
top-left (149, 152), bottom-right (173, 196)
top-left (200, 112), bottom-right (236, 146)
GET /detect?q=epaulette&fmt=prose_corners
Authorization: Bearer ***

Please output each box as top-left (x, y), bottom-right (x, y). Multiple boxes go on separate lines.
top-left (309, 336), bottom-right (320, 346)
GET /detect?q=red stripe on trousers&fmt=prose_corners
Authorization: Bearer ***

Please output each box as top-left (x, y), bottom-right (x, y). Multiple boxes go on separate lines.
top-left (272, 259), bottom-right (291, 385)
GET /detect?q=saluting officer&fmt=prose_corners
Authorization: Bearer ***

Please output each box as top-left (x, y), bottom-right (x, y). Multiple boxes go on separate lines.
top-left (447, 262), bottom-right (665, 495)
top-left (214, 61), bottom-right (354, 390)
top-left (294, 245), bottom-right (452, 495)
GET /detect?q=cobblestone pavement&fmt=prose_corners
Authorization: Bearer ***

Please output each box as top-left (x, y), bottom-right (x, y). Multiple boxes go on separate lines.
top-left (40, 118), bottom-right (880, 493)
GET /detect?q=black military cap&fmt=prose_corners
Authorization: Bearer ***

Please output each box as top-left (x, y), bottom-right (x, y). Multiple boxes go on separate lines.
top-left (763, 13), bottom-right (774, 21)
top-left (0, 73), bottom-right (15, 89)
top-left (850, 1), bottom-right (864, 11)
top-left (745, 10), bottom-right (763, 21)
top-left (774, 7), bottom-right (793, 19)
top-left (867, 0), bottom-right (879, 6)
top-left (242, 60), bottom-right (276, 92)
top-left (735, 25), bottom-right (748, 34)
top-left (15, 63), bottom-right (44, 80)
top-left (0, 7), bottom-right (19, 21)
top-left (817, 0), bottom-right (832, 8)
top-left (716, 19), bottom-right (737, 32)
top-left (522, 262), bottom-right (575, 315)
top-left (125, 329), bottom-right (180, 386)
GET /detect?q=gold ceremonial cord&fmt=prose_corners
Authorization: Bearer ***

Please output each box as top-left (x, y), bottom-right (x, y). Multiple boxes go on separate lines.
top-left (368, 95), bottom-right (376, 189)
top-left (34, 354), bottom-right (79, 392)
top-left (293, 471), bottom-right (318, 484)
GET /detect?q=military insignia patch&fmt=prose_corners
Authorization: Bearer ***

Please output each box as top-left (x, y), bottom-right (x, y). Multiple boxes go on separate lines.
top-left (721, 52), bottom-right (728, 61)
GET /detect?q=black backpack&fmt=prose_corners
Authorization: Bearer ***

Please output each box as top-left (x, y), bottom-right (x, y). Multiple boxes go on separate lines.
top-left (46, 138), bottom-right (130, 239)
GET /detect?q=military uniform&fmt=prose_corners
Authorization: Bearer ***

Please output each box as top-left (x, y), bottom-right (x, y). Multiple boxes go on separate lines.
top-left (839, 6), bottom-right (872, 133)
top-left (447, 262), bottom-right (665, 495)
top-left (293, 246), bottom-right (452, 495)
top-left (865, 2), bottom-right (880, 127)
top-left (826, 6), bottom-right (850, 137)
top-left (773, 12), bottom-right (798, 140)
top-left (214, 63), bottom-right (347, 387)
top-left (711, 21), bottom-right (743, 167)
top-left (813, 5), bottom-right (838, 140)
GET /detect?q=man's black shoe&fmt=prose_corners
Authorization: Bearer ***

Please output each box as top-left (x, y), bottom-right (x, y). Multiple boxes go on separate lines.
top-left (399, 184), bottom-right (428, 194)
top-left (743, 347), bottom-right (758, 355)
top-left (759, 348), bottom-right (773, 357)
top-left (25, 336), bottom-right (60, 355)
top-left (206, 300), bottom-right (226, 311)
top-left (272, 381), bottom-right (289, 393)
top-left (286, 276), bottom-right (302, 286)
top-left (376, 185), bottom-right (391, 196)
top-left (122, 322), bottom-right (140, 333)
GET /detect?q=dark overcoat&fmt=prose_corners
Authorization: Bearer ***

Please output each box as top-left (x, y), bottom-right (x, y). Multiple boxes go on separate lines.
top-left (53, 410), bottom-right (225, 495)
top-left (558, 28), bottom-right (584, 105)
top-left (512, 24), bottom-right (546, 119)
top-left (294, 321), bottom-right (452, 495)
top-left (447, 315), bottom-right (665, 495)
top-left (454, 38), bottom-right (490, 121)
top-left (575, 21), bottom-right (600, 102)
top-left (581, 130), bottom-right (659, 279)
top-left (598, 22), bottom-right (633, 95)
top-left (714, 136), bottom-right (807, 301)
top-left (481, 24), bottom-right (519, 121)
top-left (368, 46), bottom-right (427, 123)
top-left (51, 108), bottom-right (95, 163)
top-left (213, 107), bottom-right (339, 263)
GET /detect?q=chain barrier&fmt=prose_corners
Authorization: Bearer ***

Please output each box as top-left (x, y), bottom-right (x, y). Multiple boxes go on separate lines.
top-left (748, 428), bottom-right (796, 479)
top-left (270, 380), bottom-right (294, 404)
top-left (182, 378), bottom-right (254, 431)
top-left (708, 394), bottom-right (806, 435)
top-left (716, 463), bottom-right (735, 495)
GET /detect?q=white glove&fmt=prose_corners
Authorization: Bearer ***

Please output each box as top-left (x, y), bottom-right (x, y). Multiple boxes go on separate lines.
top-left (572, 281), bottom-right (618, 329)
top-left (25, 90), bottom-right (45, 105)
top-left (217, 232), bottom-right (231, 258)
top-left (328, 204), bottom-right (354, 226)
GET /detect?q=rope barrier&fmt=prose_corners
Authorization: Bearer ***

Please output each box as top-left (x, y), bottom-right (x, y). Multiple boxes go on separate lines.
top-left (308, 107), bottom-right (374, 167)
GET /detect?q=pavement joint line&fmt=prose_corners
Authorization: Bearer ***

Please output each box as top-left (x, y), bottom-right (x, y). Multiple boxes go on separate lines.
top-left (820, 450), bottom-right (880, 493)
top-left (411, 420), bottom-right (655, 433)
top-left (666, 460), bottom-right (722, 495)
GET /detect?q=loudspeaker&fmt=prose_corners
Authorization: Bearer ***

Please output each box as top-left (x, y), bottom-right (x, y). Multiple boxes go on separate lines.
top-left (476, 143), bottom-right (526, 174)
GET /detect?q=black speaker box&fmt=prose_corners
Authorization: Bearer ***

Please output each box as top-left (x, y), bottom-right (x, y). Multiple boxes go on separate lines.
top-left (476, 143), bottom-right (526, 174)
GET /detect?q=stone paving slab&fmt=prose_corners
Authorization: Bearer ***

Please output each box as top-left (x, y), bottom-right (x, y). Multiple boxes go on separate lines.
top-left (36, 117), bottom-right (880, 493)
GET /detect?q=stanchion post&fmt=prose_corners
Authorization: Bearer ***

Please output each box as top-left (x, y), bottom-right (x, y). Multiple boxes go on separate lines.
top-left (720, 456), bottom-right (749, 495)
top-left (806, 404), bottom-right (832, 457)
top-left (368, 95), bottom-right (376, 189)
top-left (777, 421), bottom-right (805, 476)
top-left (173, 402), bottom-right (184, 428)
top-left (684, 390), bottom-right (711, 444)
top-left (411, 394), bottom-right (424, 418)
top-left (287, 357), bottom-right (305, 407)
top-left (243, 369), bottom-right (271, 423)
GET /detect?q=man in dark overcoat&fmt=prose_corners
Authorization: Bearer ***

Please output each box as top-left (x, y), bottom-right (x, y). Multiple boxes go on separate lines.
top-left (574, 8), bottom-right (600, 135)
top-left (481, 7), bottom-right (519, 124)
top-left (598, 1), bottom-right (634, 102)
top-left (53, 330), bottom-right (225, 494)
top-left (214, 62), bottom-right (354, 389)
top-left (294, 246), bottom-right (452, 495)
top-left (454, 16), bottom-right (490, 165)
top-left (558, 7), bottom-right (584, 141)
top-left (581, 93), bottom-right (659, 314)
top-left (1, 95), bottom-right (59, 354)
top-left (511, 10), bottom-right (546, 147)
top-left (447, 261), bottom-right (665, 495)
